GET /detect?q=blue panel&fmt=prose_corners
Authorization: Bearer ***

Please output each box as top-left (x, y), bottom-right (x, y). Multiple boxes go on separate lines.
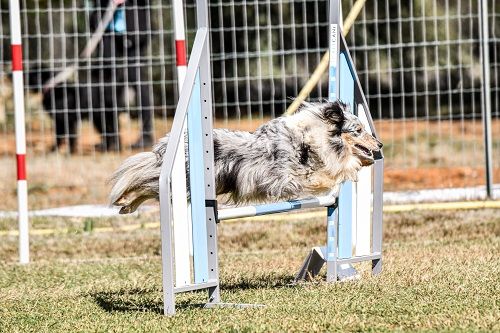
top-left (330, 67), bottom-right (336, 78)
top-left (329, 67), bottom-right (337, 100)
top-left (187, 71), bottom-right (209, 283)
top-left (337, 53), bottom-right (355, 259)
top-left (339, 53), bottom-right (355, 110)
top-left (328, 58), bottom-right (337, 100)
top-left (326, 206), bottom-right (337, 261)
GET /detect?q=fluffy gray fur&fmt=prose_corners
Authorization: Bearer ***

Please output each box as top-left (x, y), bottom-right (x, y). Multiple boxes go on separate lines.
top-left (109, 101), bottom-right (382, 214)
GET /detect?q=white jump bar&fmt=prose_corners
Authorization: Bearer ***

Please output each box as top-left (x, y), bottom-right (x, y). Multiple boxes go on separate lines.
top-left (218, 193), bottom-right (337, 221)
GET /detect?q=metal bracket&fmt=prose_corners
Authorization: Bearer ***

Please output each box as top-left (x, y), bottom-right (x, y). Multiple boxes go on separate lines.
top-left (294, 246), bottom-right (360, 283)
top-left (294, 247), bottom-right (326, 282)
top-left (205, 199), bottom-right (219, 223)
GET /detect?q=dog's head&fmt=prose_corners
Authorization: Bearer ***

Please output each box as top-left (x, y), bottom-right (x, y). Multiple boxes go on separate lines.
top-left (295, 101), bottom-right (382, 180)
top-left (319, 101), bottom-right (382, 166)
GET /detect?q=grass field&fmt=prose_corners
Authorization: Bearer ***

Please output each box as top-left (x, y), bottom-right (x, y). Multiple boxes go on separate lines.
top-left (1, 207), bottom-right (499, 332)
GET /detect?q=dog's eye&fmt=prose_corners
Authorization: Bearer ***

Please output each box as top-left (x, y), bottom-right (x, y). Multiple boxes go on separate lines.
top-left (356, 128), bottom-right (363, 134)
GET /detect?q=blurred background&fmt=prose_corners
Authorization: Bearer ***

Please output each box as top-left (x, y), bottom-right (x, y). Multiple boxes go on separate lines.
top-left (0, 0), bottom-right (498, 211)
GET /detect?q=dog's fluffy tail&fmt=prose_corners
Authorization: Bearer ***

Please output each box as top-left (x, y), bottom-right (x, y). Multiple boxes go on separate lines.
top-left (109, 140), bottom-right (166, 214)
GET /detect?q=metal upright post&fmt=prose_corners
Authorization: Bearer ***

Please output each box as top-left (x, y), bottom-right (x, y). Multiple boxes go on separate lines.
top-left (326, 0), bottom-right (342, 282)
top-left (326, 206), bottom-right (338, 282)
top-left (159, 179), bottom-right (175, 315)
top-left (371, 159), bottom-right (384, 275)
top-left (479, 0), bottom-right (493, 198)
top-left (329, 0), bottom-right (341, 101)
top-left (196, 0), bottom-right (221, 305)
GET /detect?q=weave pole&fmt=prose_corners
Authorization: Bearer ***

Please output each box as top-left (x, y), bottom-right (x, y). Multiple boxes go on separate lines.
top-left (9, 0), bottom-right (29, 264)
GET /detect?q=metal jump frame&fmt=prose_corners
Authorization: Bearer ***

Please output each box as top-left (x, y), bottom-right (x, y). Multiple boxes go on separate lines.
top-left (159, 0), bottom-right (384, 315)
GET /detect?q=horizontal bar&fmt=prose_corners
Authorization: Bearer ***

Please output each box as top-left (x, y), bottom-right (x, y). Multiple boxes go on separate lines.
top-left (174, 280), bottom-right (219, 294)
top-left (218, 193), bottom-right (337, 221)
top-left (336, 253), bottom-right (381, 265)
top-left (203, 302), bottom-right (265, 309)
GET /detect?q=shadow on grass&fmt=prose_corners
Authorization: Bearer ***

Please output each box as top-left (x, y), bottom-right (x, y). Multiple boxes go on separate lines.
top-left (91, 274), bottom-right (295, 314)
top-left (92, 288), bottom-right (164, 314)
top-left (220, 273), bottom-right (295, 291)
top-left (92, 289), bottom-right (213, 314)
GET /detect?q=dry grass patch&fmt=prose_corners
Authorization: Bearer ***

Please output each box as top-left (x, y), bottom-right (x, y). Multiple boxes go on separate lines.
top-left (0, 208), bottom-right (499, 331)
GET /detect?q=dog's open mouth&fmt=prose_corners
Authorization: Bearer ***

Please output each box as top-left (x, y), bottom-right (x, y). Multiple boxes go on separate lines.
top-left (354, 144), bottom-right (374, 165)
top-left (355, 144), bottom-right (372, 157)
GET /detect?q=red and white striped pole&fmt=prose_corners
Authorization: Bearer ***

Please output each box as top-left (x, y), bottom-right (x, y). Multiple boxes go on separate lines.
top-left (174, 0), bottom-right (187, 86)
top-left (9, 0), bottom-right (29, 264)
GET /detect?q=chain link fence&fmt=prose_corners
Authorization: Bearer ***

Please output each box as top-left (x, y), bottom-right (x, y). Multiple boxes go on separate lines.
top-left (346, 0), bottom-right (499, 195)
top-left (0, 0), bottom-right (498, 211)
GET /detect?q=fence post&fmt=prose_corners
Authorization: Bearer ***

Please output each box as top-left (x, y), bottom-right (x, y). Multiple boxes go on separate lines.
top-left (479, 0), bottom-right (493, 198)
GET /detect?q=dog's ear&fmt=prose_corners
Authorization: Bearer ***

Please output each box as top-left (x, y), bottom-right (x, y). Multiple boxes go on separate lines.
top-left (322, 101), bottom-right (346, 134)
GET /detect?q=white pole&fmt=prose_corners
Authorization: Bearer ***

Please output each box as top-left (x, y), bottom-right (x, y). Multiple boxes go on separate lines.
top-left (171, 0), bottom-right (191, 287)
top-left (9, 0), bottom-right (29, 264)
top-left (480, 0), bottom-right (493, 198)
top-left (355, 105), bottom-right (372, 256)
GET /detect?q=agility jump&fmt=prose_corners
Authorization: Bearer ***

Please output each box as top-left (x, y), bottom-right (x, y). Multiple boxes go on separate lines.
top-left (109, 0), bottom-right (384, 315)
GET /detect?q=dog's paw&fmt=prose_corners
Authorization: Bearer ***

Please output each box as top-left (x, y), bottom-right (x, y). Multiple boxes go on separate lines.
top-left (113, 196), bottom-right (130, 206)
top-left (119, 205), bottom-right (135, 214)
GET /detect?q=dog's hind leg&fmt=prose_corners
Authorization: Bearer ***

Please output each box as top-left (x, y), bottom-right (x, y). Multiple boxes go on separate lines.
top-left (115, 192), bottom-right (156, 214)
top-left (109, 150), bottom-right (161, 213)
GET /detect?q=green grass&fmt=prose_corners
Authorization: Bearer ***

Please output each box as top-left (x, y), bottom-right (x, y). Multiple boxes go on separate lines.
top-left (0, 208), bottom-right (499, 332)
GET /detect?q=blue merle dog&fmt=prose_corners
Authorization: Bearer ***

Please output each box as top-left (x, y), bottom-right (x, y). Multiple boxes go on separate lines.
top-left (109, 100), bottom-right (382, 214)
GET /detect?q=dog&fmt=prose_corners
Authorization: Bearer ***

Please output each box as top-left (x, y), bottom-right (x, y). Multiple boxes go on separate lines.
top-left (26, 0), bottom-right (153, 153)
top-left (109, 101), bottom-right (382, 214)
top-left (27, 68), bottom-right (127, 153)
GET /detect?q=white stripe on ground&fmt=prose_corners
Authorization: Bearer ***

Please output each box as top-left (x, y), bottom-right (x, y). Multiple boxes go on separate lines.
top-left (0, 205), bottom-right (157, 218)
top-left (383, 184), bottom-right (500, 204)
top-left (0, 185), bottom-right (498, 219)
